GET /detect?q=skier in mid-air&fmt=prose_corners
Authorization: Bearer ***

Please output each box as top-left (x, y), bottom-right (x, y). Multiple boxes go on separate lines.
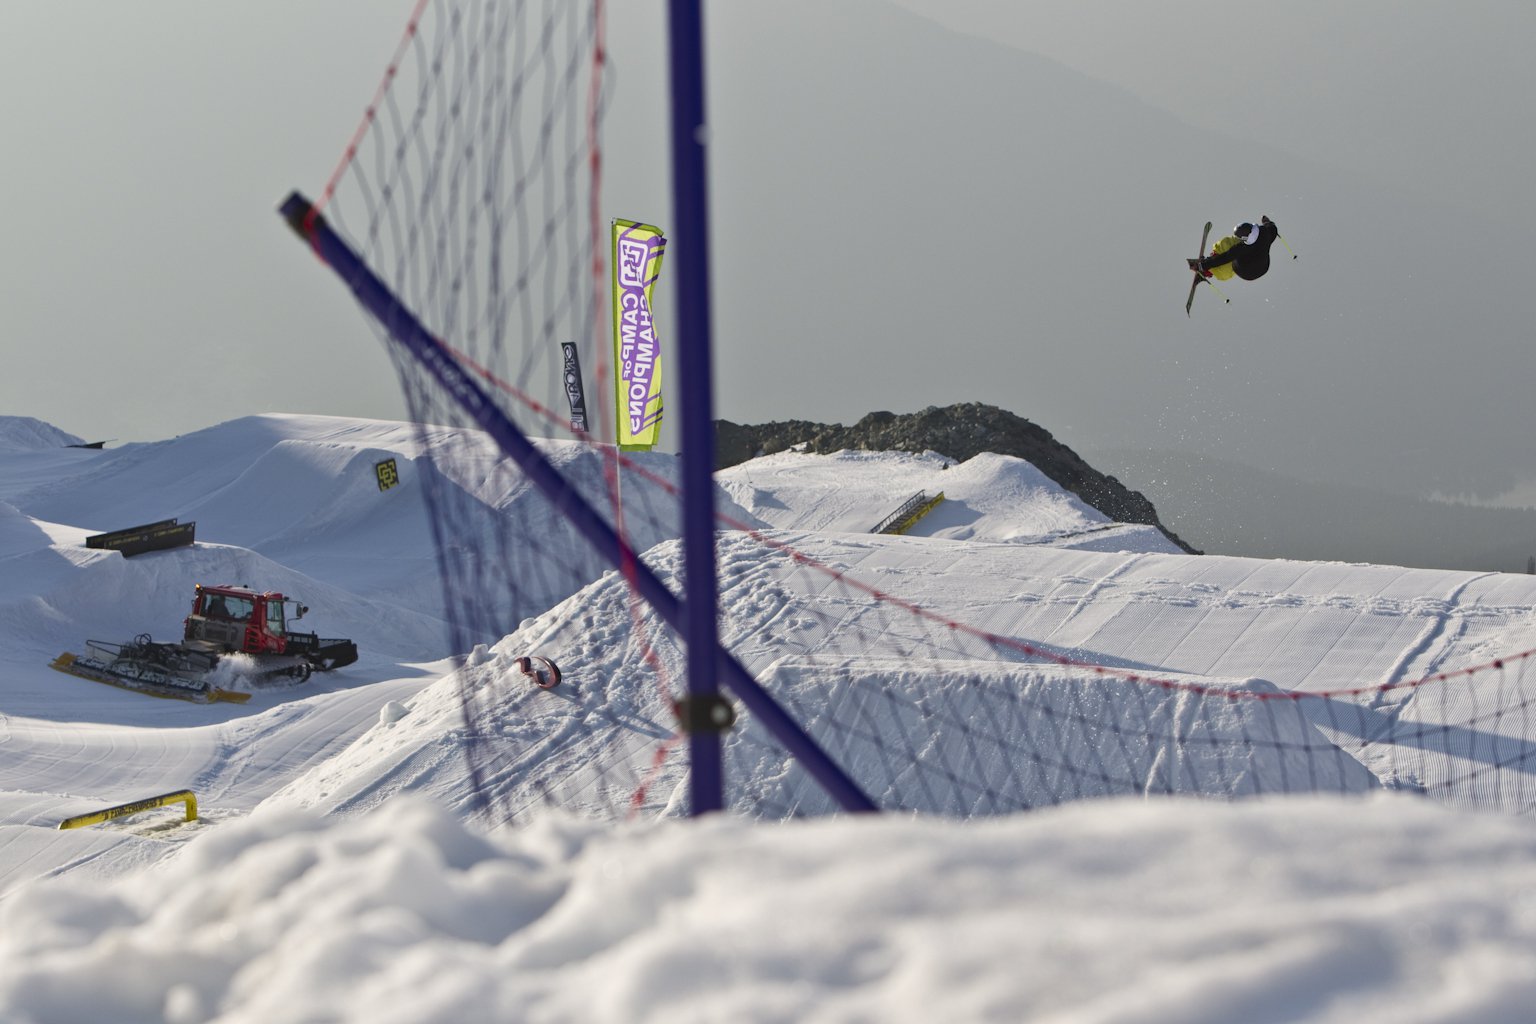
top-left (1189, 216), bottom-right (1280, 281)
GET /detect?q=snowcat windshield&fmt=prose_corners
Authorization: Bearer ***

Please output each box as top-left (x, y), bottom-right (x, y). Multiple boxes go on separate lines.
top-left (205, 594), bottom-right (254, 621)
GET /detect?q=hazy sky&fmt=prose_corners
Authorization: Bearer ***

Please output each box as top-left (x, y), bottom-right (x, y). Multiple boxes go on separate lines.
top-left (0, 2), bottom-right (411, 443)
top-left (3, 2), bottom-right (1533, 509)
top-left (885, 1), bottom-right (1536, 236)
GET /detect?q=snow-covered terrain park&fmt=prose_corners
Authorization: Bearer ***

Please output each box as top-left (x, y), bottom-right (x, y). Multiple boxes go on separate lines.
top-left (4, 413), bottom-right (1536, 1023)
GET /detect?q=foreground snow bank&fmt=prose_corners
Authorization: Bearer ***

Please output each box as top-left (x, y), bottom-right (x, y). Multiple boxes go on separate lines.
top-left (5, 794), bottom-right (1536, 1023)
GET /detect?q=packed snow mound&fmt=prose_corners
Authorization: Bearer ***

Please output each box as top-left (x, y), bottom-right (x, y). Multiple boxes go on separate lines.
top-left (271, 531), bottom-right (1420, 823)
top-left (188, 439), bottom-right (409, 548)
top-left (268, 516), bottom-right (1536, 821)
top-left (749, 658), bottom-right (1379, 808)
top-left (716, 448), bottom-right (1180, 552)
top-left (0, 501), bottom-right (54, 560)
top-left (7, 794), bottom-right (1536, 1024)
top-left (0, 413), bottom-right (713, 623)
top-left (177, 438), bottom-right (443, 605)
top-left (6, 414), bottom-right (427, 536)
top-left (0, 416), bottom-right (82, 452)
top-left (261, 650), bottom-right (504, 817)
top-left (262, 578), bottom-right (660, 820)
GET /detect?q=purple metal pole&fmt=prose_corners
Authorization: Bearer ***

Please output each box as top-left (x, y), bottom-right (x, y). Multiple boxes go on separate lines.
top-left (666, 0), bottom-right (724, 815)
top-left (280, 191), bottom-right (877, 814)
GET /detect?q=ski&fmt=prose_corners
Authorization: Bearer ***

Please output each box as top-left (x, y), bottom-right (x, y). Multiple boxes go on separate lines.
top-left (1185, 221), bottom-right (1212, 316)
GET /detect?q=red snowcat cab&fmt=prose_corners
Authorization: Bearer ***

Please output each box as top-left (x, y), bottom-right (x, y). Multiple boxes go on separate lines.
top-left (183, 584), bottom-right (358, 667)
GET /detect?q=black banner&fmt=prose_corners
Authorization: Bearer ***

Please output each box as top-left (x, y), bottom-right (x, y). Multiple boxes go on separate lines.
top-left (561, 342), bottom-right (589, 435)
top-left (85, 518), bottom-right (196, 557)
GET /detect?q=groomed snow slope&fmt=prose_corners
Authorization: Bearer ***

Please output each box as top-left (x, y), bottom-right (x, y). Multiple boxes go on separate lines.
top-left (717, 446), bottom-right (1174, 551)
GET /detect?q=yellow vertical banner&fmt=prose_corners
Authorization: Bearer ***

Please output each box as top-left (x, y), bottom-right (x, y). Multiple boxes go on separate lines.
top-left (612, 219), bottom-right (667, 450)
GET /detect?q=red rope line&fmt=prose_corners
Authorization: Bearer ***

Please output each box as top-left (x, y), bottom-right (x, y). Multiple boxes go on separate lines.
top-left (314, 0), bottom-right (432, 219)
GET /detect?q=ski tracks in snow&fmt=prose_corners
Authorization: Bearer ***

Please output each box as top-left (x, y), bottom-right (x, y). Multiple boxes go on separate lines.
top-left (1370, 572), bottom-right (1498, 713)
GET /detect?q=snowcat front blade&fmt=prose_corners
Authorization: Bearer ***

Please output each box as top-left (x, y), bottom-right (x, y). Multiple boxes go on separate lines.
top-left (284, 635), bottom-right (359, 672)
top-left (311, 639), bottom-right (359, 671)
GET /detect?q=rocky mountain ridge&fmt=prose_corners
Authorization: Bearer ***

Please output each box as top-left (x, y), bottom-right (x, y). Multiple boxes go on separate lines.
top-left (716, 403), bottom-right (1198, 554)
